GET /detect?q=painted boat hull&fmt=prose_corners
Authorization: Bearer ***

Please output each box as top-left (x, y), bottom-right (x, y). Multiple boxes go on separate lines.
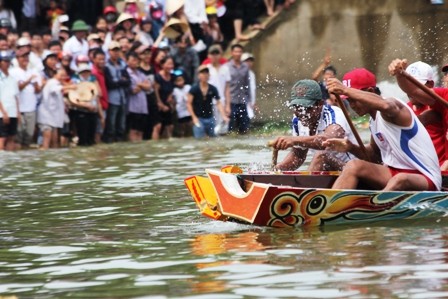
top-left (184, 168), bottom-right (448, 227)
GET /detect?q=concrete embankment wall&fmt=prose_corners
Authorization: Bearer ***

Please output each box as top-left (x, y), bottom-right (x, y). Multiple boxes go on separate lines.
top-left (245, 0), bottom-right (448, 123)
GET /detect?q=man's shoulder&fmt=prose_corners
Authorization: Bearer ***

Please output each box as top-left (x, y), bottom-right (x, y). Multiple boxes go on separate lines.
top-left (434, 87), bottom-right (448, 99)
top-left (9, 67), bottom-right (23, 77)
top-left (321, 104), bottom-right (348, 125)
top-left (209, 83), bottom-right (219, 92)
top-left (189, 83), bottom-right (200, 93)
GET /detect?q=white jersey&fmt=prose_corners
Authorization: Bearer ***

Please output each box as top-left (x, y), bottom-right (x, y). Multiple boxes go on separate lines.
top-left (370, 103), bottom-right (441, 190)
top-left (173, 85), bottom-right (191, 119)
top-left (292, 104), bottom-right (356, 163)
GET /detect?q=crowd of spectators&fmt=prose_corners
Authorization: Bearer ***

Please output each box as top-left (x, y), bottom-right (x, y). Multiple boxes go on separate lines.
top-left (0, 0), bottom-right (294, 151)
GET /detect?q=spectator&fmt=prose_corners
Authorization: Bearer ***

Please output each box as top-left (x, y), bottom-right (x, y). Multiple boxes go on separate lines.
top-left (48, 39), bottom-right (62, 57)
top-left (104, 40), bottom-right (130, 143)
top-left (227, 43), bottom-right (251, 134)
top-left (20, 0), bottom-right (38, 33)
top-left (205, 44), bottom-right (230, 135)
top-left (63, 19), bottom-right (89, 71)
top-left (136, 44), bottom-right (157, 140)
top-left (242, 52), bottom-right (257, 119)
top-left (187, 65), bottom-right (228, 139)
top-left (148, 0), bottom-right (164, 37)
top-left (184, 0), bottom-right (208, 43)
top-left (91, 49), bottom-right (107, 144)
top-left (0, 51), bottom-right (19, 151)
top-left (205, 6), bottom-right (223, 43)
top-left (103, 5), bottom-right (118, 29)
top-left (118, 35), bottom-right (132, 56)
top-left (154, 56), bottom-right (175, 139)
top-left (41, 50), bottom-right (58, 79)
top-left (126, 51), bottom-right (151, 142)
top-left (45, 0), bottom-right (64, 27)
top-left (311, 51), bottom-right (337, 104)
top-left (173, 71), bottom-right (192, 137)
top-left (41, 28), bottom-right (53, 49)
top-left (137, 16), bottom-right (154, 47)
top-left (11, 47), bottom-right (42, 149)
top-left (117, 0), bottom-right (145, 20)
top-left (0, 17), bottom-right (11, 36)
top-left (170, 35), bottom-right (199, 85)
top-left (94, 15), bottom-right (108, 33)
top-left (70, 63), bottom-right (102, 146)
top-left (30, 31), bottom-right (45, 62)
top-left (59, 50), bottom-right (74, 78)
top-left (58, 26), bottom-right (70, 43)
top-left (7, 30), bottom-right (18, 50)
top-left (11, 36), bottom-right (42, 71)
top-left (0, 3), bottom-right (16, 30)
top-left (115, 13), bottom-right (136, 42)
top-left (87, 33), bottom-right (102, 49)
top-left (0, 33), bottom-right (7, 51)
top-left (38, 67), bottom-right (73, 149)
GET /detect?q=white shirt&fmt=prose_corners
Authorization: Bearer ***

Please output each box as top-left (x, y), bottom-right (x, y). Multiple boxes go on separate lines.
top-left (207, 63), bottom-right (230, 102)
top-left (174, 85), bottom-right (191, 119)
top-left (0, 9), bottom-right (17, 29)
top-left (0, 71), bottom-right (19, 118)
top-left (10, 66), bottom-right (41, 113)
top-left (63, 36), bottom-right (89, 70)
top-left (22, 0), bottom-right (37, 18)
top-left (370, 102), bottom-right (441, 190)
top-left (184, 0), bottom-right (208, 24)
top-left (38, 78), bottom-right (64, 128)
top-left (292, 104), bottom-right (356, 163)
top-left (11, 51), bottom-right (44, 72)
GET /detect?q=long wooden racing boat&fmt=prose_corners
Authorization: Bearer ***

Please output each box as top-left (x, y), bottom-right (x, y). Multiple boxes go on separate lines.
top-left (184, 166), bottom-right (448, 227)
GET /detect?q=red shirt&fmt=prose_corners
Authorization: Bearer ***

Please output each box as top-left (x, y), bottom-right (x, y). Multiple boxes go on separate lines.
top-left (92, 65), bottom-right (109, 110)
top-left (408, 101), bottom-right (445, 165)
top-left (423, 88), bottom-right (448, 165)
top-left (201, 57), bottom-right (228, 65)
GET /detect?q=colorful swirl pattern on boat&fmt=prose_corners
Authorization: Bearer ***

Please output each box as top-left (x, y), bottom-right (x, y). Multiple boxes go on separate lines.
top-left (268, 189), bottom-right (448, 227)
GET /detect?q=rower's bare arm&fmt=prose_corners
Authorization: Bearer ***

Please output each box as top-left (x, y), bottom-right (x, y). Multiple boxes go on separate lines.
top-left (271, 124), bottom-right (344, 151)
top-left (388, 58), bottom-right (435, 106)
top-left (380, 98), bottom-right (413, 127)
top-left (323, 135), bottom-right (381, 163)
top-left (276, 147), bottom-right (307, 171)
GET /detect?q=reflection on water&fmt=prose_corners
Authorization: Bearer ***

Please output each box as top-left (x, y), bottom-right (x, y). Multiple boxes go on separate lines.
top-left (1, 136), bottom-right (448, 298)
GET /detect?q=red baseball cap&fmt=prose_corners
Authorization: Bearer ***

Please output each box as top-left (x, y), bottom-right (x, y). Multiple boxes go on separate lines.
top-left (342, 68), bottom-right (376, 90)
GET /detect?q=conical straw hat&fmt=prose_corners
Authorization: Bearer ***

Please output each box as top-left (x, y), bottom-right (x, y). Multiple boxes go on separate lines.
top-left (166, 0), bottom-right (185, 16)
top-left (162, 17), bottom-right (189, 39)
top-left (68, 82), bottom-right (98, 104)
top-left (116, 0), bottom-right (146, 14)
top-left (116, 12), bottom-right (135, 26)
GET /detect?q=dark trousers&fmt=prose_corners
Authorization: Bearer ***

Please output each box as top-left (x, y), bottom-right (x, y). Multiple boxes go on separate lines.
top-left (74, 110), bottom-right (97, 146)
top-left (104, 103), bottom-right (126, 143)
top-left (229, 103), bottom-right (250, 134)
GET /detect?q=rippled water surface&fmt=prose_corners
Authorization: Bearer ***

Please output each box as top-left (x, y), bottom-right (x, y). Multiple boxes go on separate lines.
top-left (1, 136), bottom-right (448, 298)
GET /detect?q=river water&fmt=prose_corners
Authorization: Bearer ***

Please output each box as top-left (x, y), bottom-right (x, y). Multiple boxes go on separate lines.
top-left (1, 136), bottom-right (448, 298)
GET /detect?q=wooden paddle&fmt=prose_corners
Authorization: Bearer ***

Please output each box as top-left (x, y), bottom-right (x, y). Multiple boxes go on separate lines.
top-left (333, 94), bottom-right (369, 161)
top-left (400, 70), bottom-right (448, 109)
top-left (266, 140), bottom-right (278, 171)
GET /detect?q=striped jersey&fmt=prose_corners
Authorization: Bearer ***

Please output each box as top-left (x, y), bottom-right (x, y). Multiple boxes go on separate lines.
top-left (291, 104), bottom-right (356, 163)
